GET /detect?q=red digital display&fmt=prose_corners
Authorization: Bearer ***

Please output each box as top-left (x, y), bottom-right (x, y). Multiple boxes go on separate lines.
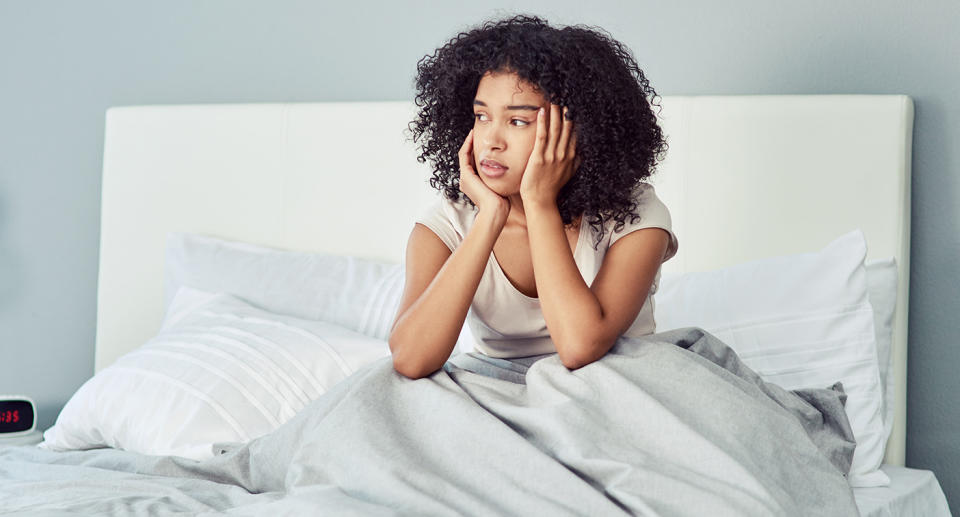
top-left (0, 400), bottom-right (33, 434)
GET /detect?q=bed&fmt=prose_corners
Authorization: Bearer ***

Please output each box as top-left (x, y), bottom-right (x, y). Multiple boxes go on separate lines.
top-left (0, 96), bottom-right (951, 516)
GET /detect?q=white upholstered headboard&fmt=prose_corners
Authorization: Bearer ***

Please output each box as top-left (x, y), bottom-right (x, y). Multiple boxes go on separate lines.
top-left (95, 95), bottom-right (913, 465)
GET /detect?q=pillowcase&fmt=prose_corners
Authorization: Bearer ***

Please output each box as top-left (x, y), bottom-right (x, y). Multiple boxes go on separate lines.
top-left (653, 230), bottom-right (888, 487)
top-left (40, 286), bottom-right (392, 460)
top-left (164, 232), bottom-right (404, 341)
top-left (163, 232), bottom-right (476, 355)
top-left (864, 258), bottom-right (898, 453)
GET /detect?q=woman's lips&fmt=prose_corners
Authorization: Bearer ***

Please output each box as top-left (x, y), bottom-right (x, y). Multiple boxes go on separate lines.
top-left (480, 160), bottom-right (507, 178)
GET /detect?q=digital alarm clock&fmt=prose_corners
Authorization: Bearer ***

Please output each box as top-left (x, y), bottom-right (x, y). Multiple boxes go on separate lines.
top-left (0, 395), bottom-right (36, 437)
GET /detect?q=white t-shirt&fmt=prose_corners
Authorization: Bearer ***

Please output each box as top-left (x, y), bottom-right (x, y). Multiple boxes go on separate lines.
top-left (415, 182), bottom-right (679, 358)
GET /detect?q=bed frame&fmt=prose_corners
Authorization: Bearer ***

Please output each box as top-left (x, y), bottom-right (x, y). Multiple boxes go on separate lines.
top-left (93, 95), bottom-right (914, 466)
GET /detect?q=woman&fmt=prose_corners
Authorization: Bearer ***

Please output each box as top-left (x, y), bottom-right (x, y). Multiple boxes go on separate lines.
top-left (390, 14), bottom-right (679, 379)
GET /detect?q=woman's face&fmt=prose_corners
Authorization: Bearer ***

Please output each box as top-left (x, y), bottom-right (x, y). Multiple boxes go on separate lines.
top-left (471, 70), bottom-right (548, 195)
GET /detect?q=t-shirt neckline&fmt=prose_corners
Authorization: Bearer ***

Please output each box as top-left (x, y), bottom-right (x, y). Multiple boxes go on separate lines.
top-left (489, 215), bottom-right (586, 301)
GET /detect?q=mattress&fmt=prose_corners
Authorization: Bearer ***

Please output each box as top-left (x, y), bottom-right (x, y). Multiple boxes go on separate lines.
top-left (854, 465), bottom-right (952, 516)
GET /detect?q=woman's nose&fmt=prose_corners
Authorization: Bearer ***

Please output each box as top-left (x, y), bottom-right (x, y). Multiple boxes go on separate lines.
top-left (480, 127), bottom-right (505, 150)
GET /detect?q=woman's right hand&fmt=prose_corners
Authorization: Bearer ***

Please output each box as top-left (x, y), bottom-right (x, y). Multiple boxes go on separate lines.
top-left (458, 129), bottom-right (510, 221)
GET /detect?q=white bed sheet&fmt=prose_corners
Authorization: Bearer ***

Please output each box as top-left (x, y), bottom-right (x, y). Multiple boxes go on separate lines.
top-left (855, 464), bottom-right (952, 516)
top-left (2, 443), bottom-right (950, 514)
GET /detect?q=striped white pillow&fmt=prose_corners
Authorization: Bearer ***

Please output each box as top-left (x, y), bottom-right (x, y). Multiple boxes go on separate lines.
top-left (163, 231), bottom-right (475, 355)
top-left (163, 232), bottom-right (406, 341)
top-left (41, 287), bottom-right (392, 460)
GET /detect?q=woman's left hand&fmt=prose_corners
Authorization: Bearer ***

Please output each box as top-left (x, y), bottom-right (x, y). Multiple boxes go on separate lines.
top-left (519, 103), bottom-right (581, 206)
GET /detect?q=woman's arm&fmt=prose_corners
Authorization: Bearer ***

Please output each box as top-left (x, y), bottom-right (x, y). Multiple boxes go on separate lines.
top-left (519, 104), bottom-right (669, 369)
top-left (525, 201), bottom-right (669, 369)
top-left (391, 127), bottom-right (510, 379)
top-left (389, 210), bottom-right (506, 379)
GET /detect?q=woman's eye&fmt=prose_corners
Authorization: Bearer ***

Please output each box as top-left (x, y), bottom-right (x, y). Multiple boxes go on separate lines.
top-left (473, 113), bottom-right (528, 127)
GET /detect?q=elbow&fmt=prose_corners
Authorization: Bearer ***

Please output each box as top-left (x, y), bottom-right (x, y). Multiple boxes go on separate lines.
top-left (556, 335), bottom-right (610, 370)
top-left (390, 336), bottom-right (419, 379)
top-left (393, 359), bottom-right (426, 380)
top-left (556, 343), bottom-right (588, 370)
top-left (560, 354), bottom-right (588, 370)
top-left (392, 359), bottom-right (440, 380)
top-left (552, 331), bottom-right (585, 370)
top-left (389, 335), bottom-right (437, 380)
top-left (391, 353), bottom-right (422, 379)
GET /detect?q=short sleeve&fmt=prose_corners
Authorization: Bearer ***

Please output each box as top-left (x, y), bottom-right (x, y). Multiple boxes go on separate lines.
top-left (414, 198), bottom-right (463, 252)
top-left (609, 183), bottom-right (679, 263)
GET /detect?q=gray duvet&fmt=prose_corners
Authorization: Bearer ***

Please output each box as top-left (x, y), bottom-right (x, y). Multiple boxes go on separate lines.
top-left (0, 327), bottom-right (860, 516)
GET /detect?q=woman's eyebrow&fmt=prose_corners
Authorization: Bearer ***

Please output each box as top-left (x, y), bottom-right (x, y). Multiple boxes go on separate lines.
top-left (473, 100), bottom-right (540, 112)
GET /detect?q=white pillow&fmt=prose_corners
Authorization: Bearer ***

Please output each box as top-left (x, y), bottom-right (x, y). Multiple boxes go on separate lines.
top-left (40, 286), bottom-right (392, 460)
top-left (653, 230), bottom-right (888, 487)
top-left (865, 258), bottom-right (897, 454)
top-left (164, 232), bottom-right (404, 341)
top-left (163, 232), bottom-right (476, 355)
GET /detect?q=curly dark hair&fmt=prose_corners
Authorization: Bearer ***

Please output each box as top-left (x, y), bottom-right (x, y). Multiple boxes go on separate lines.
top-left (406, 13), bottom-right (668, 249)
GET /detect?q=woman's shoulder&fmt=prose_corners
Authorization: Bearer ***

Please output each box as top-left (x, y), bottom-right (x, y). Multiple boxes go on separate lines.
top-left (629, 181), bottom-right (671, 221)
top-left (634, 181), bottom-right (663, 202)
top-left (602, 181), bottom-right (678, 261)
top-left (593, 182), bottom-right (670, 231)
top-left (414, 194), bottom-right (478, 250)
top-left (417, 194), bottom-right (477, 224)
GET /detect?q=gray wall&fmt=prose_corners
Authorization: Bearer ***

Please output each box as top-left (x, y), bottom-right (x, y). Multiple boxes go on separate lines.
top-left (1, 0), bottom-right (957, 508)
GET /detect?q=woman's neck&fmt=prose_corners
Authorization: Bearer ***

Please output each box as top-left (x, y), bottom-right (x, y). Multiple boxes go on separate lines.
top-left (505, 193), bottom-right (528, 230)
top-left (503, 193), bottom-right (580, 231)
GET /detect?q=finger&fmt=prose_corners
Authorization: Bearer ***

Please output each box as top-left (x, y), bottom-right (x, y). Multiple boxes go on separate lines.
top-left (459, 129), bottom-right (475, 171)
top-left (557, 107), bottom-right (572, 158)
top-left (532, 107), bottom-right (547, 161)
top-left (545, 104), bottom-right (561, 160)
top-left (458, 129), bottom-right (470, 157)
top-left (568, 125), bottom-right (578, 159)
